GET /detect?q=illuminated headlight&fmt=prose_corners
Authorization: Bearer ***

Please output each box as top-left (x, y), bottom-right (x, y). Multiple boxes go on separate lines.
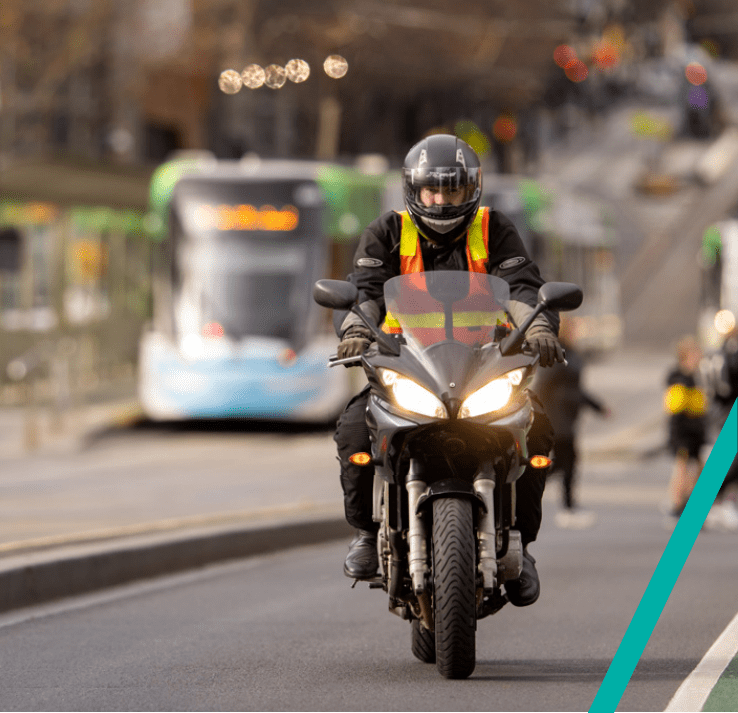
top-left (459, 368), bottom-right (526, 419)
top-left (378, 369), bottom-right (448, 419)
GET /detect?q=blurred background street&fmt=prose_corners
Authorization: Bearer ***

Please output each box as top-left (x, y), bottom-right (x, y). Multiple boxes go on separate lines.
top-left (3, 0), bottom-right (738, 435)
top-left (2, 0), bottom-right (738, 710)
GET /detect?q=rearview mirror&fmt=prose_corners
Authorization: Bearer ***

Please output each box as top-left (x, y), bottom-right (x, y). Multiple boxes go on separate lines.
top-left (501, 281), bottom-right (583, 356)
top-left (313, 279), bottom-right (359, 310)
top-left (538, 282), bottom-right (583, 312)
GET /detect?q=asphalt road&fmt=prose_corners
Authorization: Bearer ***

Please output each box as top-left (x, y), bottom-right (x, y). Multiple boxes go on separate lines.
top-left (1, 451), bottom-right (737, 712)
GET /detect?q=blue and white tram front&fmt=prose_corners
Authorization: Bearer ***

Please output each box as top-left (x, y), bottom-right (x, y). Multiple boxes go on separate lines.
top-left (138, 171), bottom-right (357, 422)
top-left (139, 331), bottom-right (353, 421)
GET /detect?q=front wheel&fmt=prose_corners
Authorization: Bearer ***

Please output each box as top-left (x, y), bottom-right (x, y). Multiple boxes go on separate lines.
top-left (432, 496), bottom-right (477, 679)
top-left (411, 619), bottom-right (436, 663)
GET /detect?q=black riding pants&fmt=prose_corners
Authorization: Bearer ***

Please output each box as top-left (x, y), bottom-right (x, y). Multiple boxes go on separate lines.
top-left (334, 386), bottom-right (552, 546)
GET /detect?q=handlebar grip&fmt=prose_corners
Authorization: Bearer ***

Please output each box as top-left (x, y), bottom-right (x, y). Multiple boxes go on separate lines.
top-left (328, 355), bottom-right (362, 368)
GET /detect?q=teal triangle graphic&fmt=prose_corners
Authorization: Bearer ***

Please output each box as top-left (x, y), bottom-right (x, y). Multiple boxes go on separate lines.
top-left (590, 400), bottom-right (738, 713)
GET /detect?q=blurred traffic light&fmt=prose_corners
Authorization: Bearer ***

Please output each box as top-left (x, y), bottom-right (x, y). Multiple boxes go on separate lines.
top-left (492, 114), bottom-right (517, 144)
top-left (553, 45), bottom-right (577, 68)
top-left (565, 59), bottom-right (589, 83)
top-left (685, 62), bottom-right (707, 86)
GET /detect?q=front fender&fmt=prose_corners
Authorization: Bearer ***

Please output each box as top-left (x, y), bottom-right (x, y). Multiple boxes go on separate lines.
top-left (415, 478), bottom-right (487, 514)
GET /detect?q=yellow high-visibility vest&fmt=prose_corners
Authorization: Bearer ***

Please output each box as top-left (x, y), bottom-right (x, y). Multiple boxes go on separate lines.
top-left (383, 208), bottom-right (490, 334)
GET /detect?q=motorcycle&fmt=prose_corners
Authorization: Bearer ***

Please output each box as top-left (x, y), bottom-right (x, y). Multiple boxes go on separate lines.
top-left (313, 270), bottom-right (582, 679)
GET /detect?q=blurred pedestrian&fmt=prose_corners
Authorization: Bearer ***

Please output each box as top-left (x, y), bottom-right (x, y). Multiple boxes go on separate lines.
top-left (532, 316), bottom-right (610, 529)
top-left (664, 335), bottom-right (708, 519)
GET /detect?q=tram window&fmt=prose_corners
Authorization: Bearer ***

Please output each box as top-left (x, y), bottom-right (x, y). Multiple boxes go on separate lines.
top-left (206, 272), bottom-right (298, 340)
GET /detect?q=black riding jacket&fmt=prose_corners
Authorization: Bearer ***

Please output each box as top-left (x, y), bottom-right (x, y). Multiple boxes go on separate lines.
top-left (339, 209), bottom-right (558, 337)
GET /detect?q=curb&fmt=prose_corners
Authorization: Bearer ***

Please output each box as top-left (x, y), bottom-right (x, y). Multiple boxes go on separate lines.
top-left (0, 388), bottom-right (667, 615)
top-left (0, 516), bottom-right (352, 614)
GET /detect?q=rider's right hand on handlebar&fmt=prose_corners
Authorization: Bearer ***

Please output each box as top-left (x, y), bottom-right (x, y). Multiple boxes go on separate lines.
top-left (525, 327), bottom-right (565, 368)
top-left (337, 325), bottom-right (373, 360)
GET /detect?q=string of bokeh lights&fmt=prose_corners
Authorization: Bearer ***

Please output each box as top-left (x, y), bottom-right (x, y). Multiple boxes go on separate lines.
top-left (219, 55), bottom-right (348, 94)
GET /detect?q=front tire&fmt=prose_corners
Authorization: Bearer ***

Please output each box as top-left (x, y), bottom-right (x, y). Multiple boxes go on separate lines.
top-left (411, 619), bottom-right (436, 663)
top-left (432, 497), bottom-right (476, 679)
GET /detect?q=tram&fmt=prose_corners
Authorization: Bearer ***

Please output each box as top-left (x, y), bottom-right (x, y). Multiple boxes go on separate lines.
top-left (138, 155), bottom-right (384, 421)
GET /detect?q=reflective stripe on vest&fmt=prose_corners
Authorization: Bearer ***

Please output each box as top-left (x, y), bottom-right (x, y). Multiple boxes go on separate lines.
top-left (383, 208), bottom-right (490, 333)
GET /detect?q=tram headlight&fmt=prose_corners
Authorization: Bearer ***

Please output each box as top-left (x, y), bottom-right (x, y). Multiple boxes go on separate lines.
top-left (459, 368), bottom-right (525, 419)
top-left (180, 334), bottom-right (205, 360)
top-left (179, 332), bottom-right (232, 361)
top-left (378, 369), bottom-right (448, 419)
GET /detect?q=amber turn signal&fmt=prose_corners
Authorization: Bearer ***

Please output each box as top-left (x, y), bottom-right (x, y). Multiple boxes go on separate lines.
top-left (530, 455), bottom-right (552, 469)
top-left (349, 452), bottom-right (372, 466)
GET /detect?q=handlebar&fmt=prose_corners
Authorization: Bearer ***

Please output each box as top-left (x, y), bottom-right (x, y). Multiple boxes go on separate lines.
top-left (328, 349), bottom-right (566, 368)
top-left (328, 354), bottom-right (362, 368)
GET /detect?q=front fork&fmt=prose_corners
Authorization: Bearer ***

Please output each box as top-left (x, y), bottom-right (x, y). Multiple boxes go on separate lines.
top-left (403, 465), bottom-right (522, 598)
top-left (403, 463), bottom-right (499, 595)
top-left (406, 478), bottom-right (429, 595)
top-left (474, 476), bottom-right (497, 592)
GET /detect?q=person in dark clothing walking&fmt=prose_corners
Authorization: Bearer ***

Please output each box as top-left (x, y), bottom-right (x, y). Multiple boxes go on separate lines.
top-left (332, 134), bottom-right (565, 607)
top-left (531, 316), bottom-right (610, 528)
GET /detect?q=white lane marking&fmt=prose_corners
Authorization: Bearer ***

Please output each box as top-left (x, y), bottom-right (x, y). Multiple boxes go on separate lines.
top-left (665, 610), bottom-right (738, 711)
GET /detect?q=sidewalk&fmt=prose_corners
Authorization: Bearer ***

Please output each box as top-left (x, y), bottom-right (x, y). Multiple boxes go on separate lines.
top-left (0, 346), bottom-right (672, 613)
top-left (0, 374), bottom-right (143, 460)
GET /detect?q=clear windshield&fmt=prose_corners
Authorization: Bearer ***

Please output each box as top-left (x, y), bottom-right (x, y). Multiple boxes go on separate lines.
top-left (383, 271), bottom-right (511, 352)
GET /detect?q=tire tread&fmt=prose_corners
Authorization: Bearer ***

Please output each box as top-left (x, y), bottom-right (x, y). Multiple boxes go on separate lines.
top-left (432, 497), bottom-right (476, 679)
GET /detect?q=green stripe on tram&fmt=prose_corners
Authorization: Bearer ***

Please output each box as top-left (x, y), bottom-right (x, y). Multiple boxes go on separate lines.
top-left (703, 654), bottom-right (738, 711)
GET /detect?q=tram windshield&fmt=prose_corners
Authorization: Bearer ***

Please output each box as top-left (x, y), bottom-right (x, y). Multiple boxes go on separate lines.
top-left (170, 178), bottom-right (325, 345)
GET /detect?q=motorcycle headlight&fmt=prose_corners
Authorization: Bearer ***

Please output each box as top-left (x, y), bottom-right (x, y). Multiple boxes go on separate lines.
top-left (458, 368), bottom-right (526, 419)
top-left (378, 369), bottom-right (448, 419)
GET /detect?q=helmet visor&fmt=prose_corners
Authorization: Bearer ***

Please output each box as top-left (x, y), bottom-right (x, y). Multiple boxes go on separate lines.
top-left (403, 166), bottom-right (481, 214)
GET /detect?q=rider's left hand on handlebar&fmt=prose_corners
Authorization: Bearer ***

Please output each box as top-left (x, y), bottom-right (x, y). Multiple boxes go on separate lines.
top-left (525, 327), bottom-right (565, 368)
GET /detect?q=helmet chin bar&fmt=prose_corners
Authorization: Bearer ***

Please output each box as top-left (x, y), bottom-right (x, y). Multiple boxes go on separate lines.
top-left (422, 216), bottom-right (464, 234)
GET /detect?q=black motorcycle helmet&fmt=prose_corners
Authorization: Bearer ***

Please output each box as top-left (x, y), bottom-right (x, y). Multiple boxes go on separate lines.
top-left (402, 134), bottom-right (482, 246)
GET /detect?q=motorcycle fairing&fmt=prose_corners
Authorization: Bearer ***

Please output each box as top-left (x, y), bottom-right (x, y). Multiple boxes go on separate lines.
top-left (367, 392), bottom-right (532, 485)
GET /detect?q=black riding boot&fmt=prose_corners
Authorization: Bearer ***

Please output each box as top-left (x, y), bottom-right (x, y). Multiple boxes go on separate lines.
top-left (343, 528), bottom-right (379, 579)
top-left (505, 548), bottom-right (540, 606)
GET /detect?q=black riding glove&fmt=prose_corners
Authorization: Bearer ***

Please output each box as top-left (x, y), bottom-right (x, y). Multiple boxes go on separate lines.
top-left (337, 325), bottom-right (373, 360)
top-left (526, 327), bottom-right (565, 368)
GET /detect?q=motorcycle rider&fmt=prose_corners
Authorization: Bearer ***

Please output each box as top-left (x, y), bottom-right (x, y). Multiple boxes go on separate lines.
top-left (334, 134), bottom-right (564, 606)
